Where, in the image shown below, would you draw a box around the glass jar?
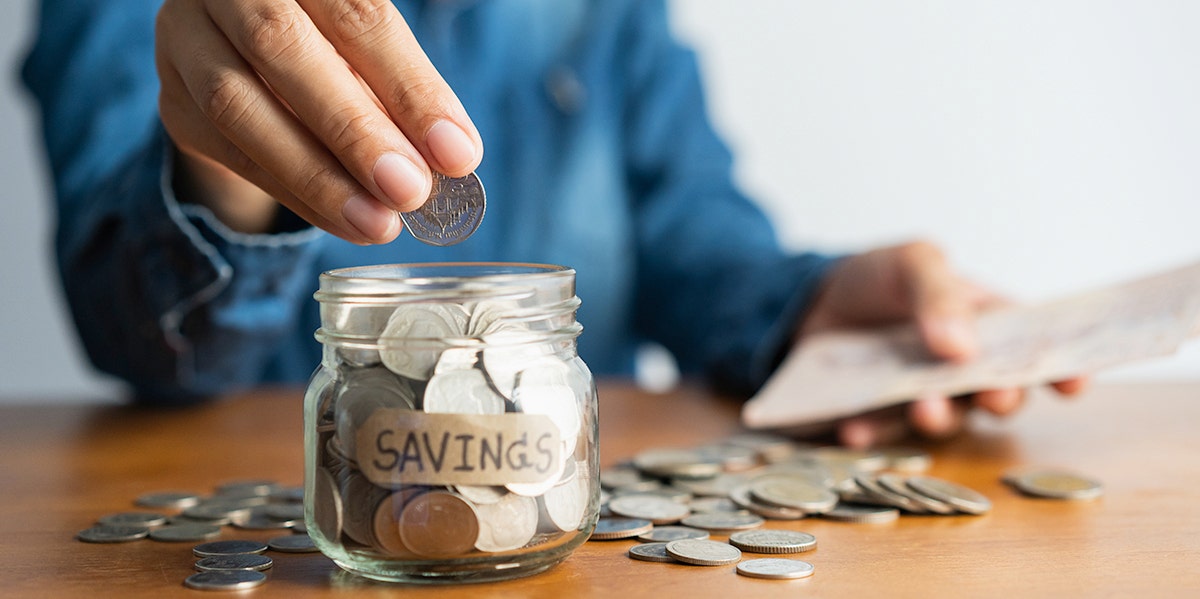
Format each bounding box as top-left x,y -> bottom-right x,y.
304,263 -> 598,584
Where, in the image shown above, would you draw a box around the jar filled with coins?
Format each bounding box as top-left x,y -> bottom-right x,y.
305,263 -> 598,583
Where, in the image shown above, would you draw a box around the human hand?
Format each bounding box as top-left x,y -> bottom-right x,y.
155,0 -> 482,242
798,241 -> 1089,448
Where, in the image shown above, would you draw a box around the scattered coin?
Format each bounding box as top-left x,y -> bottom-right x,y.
628,542 -> 677,563
1007,470 -> 1104,500
183,570 -> 267,591
906,476 -> 992,515
76,525 -> 150,544
680,512 -> 765,533
216,480 -> 278,497
589,517 -> 654,541
608,495 -> 690,525
193,540 -> 268,557
728,530 -> 817,554
181,504 -> 250,525
749,474 -> 838,513
268,534 -> 319,553
97,512 -> 167,528
736,558 -> 815,580
821,504 -> 901,524
664,539 -> 742,566
875,474 -> 954,514
149,523 -> 222,542
194,554 -> 273,572
399,171 -> 487,247
264,503 -> 305,522
729,484 -> 808,520
637,526 -> 709,543
135,491 -> 201,510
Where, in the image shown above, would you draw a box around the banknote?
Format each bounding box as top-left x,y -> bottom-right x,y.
742,260 -> 1200,428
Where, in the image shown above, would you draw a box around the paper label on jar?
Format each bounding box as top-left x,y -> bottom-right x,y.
356,409 -> 562,487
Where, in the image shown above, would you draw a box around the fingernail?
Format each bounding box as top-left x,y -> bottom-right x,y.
341,195 -> 399,243
425,120 -> 477,174
373,153 -> 429,211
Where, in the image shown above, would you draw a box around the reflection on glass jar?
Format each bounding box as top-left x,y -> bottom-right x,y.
304,263 -> 598,584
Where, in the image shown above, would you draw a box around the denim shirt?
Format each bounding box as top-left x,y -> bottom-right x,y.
22,0 -> 835,404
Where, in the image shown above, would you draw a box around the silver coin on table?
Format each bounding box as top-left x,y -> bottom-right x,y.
268,534 -> 319,553
265,503 -> 306,522
216,479 -> 279,497
680,512 -> 765,532
194,554 -> 274,572
728,530 -> 817,554
607,495 -> 690,525
637,525 -> 709,543
149,523 -> 222,542
628,542 -> 676,563
736,558 -> 815,580
234,508 -> 296,531
729,484 -> 808,521
875,473 -> 954,514
633,448 -> 722,480
97,512 -> 168,528
183,570 -> 267,591
820,503 -> 900,524
588,517 -> 654,541
182,504 -> 251,525
193,540 -> 268,557
664,539 -> 742,566
399,171 -> 486,247
877,447 -> 933,473
853,474 -> 925,514
749,473 -> 839,514
76,525 -> 150,543
135,491 -> 202,510
906,475 -> 992,515
1009,470 -> 1104,500
687,497 -> 743,514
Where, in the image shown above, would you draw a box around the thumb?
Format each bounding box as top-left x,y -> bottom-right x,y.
897,242 -> 978,362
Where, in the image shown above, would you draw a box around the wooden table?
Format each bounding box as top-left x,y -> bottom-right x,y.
2,381 -> 1198,598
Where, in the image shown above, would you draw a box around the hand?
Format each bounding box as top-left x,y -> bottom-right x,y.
155,0 -> 483,242
799,241 -> 1089,448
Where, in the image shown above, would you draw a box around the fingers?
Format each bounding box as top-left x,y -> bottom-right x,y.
1050,376 -> 1090,396
837,405 -> 911,449
157,0 -> 400,243
895,242 -> 978,362
906,394 -> 968,439
972,388 -> 1025,416
297,0 -> 482,177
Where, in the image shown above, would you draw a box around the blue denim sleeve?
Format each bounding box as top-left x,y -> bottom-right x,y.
22,0 -> 325,403
620,0 -> 839,395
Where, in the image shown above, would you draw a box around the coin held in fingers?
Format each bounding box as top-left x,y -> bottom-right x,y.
399,172 -> 486,246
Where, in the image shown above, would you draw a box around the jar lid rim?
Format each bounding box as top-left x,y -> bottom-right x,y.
320,262 -> 573,284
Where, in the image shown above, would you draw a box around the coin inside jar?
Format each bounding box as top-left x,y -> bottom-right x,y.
398,491 -> 480,558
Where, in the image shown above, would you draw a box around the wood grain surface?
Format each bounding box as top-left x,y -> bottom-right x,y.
1,381 -> 1197,598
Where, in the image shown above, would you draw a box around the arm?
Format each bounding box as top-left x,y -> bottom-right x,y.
22,0 -> 324,403
617,0 -> 837,394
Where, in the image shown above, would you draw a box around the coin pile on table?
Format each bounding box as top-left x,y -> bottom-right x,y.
75,478 -> 319,590
311,297 -> 594,561
588,434 -> 1007,580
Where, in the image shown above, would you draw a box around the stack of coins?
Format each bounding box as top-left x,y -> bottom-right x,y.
312,298 -> 595,560
75,479 -> 319,590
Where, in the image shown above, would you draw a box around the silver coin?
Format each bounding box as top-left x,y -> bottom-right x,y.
97,512 -> 168,528
466,299 -> 524,338
233,508 -> 295,530
633,448 -> 722,480
628,542 -> 676,563
312,466 -> 343,542
216,480 -> 279,497
539,473 -> 589,533
269,486 -> 306,504
600,466 -> 657,492
588,517 -> 654,541
875,473 -> 954,514
473,493 -> 539,552
265,503 -> 305,522
182,504 -> 251,525
736,558 -> 815,580
749,474 -> 839,513
821,503 -> 901,523
687,497 -> 744,514
149,523 -> 222,542
637,525 -> 709,543
433,347 -> 480,374
268,534 -> 319,553
335,368 -> 416,458
608,495 -> 690,525
455,485 -> 509,505
399,171 -> 486,247
671,473 -> 751,498
481,330 -> 553,399
723,433 -> 803,463
193,540 -> 269,557
853,474 -> 925,513
878,447 -> 933,473
135,491 -> 201,510
194,554 -> 273,572
379,303 -> 469,380
729,484 -> 808,521
664,539 -> 742,566
1009,470 -> 1104,500
423,368 -> 506,415
906,475 -> 992,515
680,512 -> 765,532
728,530 -> 817,554
76,525 -> 149,543
183,570 -> 267,591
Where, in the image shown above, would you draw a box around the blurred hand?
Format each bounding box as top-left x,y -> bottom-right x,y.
799,241 -> 1088,448
155,0 -> 483,242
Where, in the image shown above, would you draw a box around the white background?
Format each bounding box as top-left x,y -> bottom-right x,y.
2,1 -> 1197,403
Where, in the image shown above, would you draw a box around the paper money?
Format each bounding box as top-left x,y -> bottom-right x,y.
743,260 -> 1200,428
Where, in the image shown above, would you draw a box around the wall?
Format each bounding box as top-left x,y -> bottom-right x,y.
2,1 -> 1196,402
